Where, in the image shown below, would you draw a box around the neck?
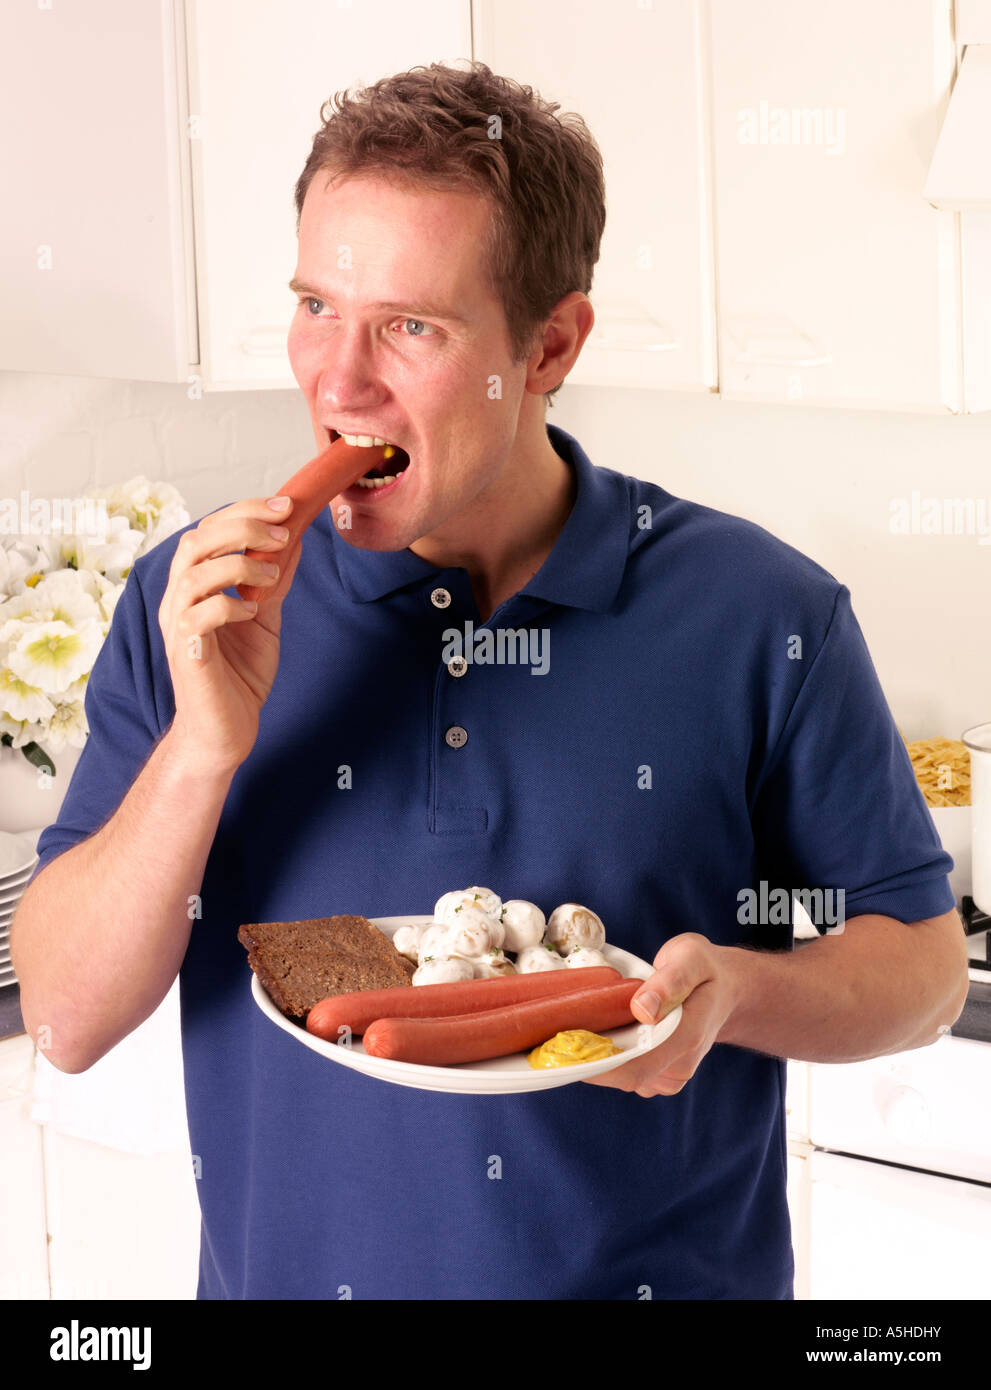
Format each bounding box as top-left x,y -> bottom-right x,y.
410,420 -> 576,623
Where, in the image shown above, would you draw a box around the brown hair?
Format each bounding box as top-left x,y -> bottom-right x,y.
294,61 -> 605,404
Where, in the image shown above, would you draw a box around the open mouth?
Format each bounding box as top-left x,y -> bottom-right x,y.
328,428 -> 412,490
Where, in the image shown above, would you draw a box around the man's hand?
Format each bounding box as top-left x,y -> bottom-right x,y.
584,909 -> 969,1098
583,932 -> 740,1098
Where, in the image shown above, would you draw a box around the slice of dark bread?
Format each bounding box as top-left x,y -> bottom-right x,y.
238,915 -> 415,1021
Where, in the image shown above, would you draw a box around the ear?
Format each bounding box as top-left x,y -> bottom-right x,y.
524,292 -> 595,397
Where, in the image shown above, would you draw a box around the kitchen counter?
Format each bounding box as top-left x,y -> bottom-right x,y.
0,984 -> 24,1041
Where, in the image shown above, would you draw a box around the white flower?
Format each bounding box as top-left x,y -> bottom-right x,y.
0,664 -> 56,724
0,710 -> 27,743
93,573 -> 126,628
43,698 -> 89,749
138,500 -> 190,556
86,477 -> 189,548
0,544 -> 32,598
5,618 -> 104,694
0,479 -> 186,753
0,535 -> 62,592
0,591 -> 39,626
16,569 -> 103,627
59,515 -> 144,584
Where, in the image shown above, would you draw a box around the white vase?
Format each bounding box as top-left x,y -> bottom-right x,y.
0,741 -> 84,835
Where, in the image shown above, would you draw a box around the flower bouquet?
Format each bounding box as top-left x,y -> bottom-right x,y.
0,477 -> 189,777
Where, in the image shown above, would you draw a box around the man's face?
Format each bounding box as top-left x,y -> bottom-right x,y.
288,171 -> 534,551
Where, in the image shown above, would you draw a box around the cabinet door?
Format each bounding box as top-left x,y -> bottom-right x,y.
786,1144 -> 811,1301
0,0 -> 192,382
473,0 -> 716,392
708,0 -> 959,410
785,1058 -> 808,1141
44,1130 -> 201,1300
0,1036 -> 49,1300
189,0 -> 472,390
809,1149 -> 991,1299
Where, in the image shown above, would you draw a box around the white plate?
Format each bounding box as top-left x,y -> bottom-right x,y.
0,884 -> 30,908
250,915 -> 681,1095
0,833 -> 38,878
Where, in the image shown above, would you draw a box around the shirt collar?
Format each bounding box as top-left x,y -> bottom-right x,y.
326,423 -> 630,613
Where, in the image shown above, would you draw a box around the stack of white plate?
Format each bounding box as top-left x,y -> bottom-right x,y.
0,831 -> 40,988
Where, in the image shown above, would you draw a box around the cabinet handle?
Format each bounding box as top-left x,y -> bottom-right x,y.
586,301 -> 680,353
240,328 -> 289,357
723,314 -> 832,368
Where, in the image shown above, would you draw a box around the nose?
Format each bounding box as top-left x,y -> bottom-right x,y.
315,323 -> 388,419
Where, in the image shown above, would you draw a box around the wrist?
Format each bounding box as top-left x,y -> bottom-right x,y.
714,944 -> 773,1049
161,720 -> 242,786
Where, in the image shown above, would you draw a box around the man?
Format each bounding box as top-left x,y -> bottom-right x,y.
13,62 -> 967,1299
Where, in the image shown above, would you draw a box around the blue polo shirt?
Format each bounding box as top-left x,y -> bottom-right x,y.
31,423 -> 954,1300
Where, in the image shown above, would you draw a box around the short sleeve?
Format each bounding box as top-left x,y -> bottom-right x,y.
27,561 -> 168,888
750,584 -> 955,930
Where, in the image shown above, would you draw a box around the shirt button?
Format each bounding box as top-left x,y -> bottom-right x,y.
445,725 -> 468,749
430,587 -> 452,609
447,655 -> 468,678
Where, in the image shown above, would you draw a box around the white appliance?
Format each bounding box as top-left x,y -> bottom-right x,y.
806,1029 -> 991,1299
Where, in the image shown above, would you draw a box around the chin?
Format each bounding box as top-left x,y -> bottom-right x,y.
334,512 -> 417,553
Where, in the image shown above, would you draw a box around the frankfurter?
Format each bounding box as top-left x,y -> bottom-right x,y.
237,434 -> 380,603
306,965 -> 623,1039
362,978 -> 643,1065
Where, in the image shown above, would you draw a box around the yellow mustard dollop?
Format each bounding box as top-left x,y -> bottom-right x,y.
528,1029 -> 623,1068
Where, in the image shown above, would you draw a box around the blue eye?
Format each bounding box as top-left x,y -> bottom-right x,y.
401,319 -> 435,338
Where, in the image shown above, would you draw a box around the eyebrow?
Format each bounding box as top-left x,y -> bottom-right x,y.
288,277 -> 469,326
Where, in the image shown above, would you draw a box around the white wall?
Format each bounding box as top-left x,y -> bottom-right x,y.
2,369 -> 987,741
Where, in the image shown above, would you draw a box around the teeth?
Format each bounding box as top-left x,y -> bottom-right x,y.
340,433 -> 390,447
355,474 -> 398,489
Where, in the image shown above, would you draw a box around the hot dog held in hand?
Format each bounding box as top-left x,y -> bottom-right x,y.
159,437 -> 370,775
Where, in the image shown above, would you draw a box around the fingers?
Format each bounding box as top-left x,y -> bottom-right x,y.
174,592 -> 260,644
584,935 -> 725,1099
586,996 -> 710,1097
173,553 -> 281,625
582,1006 -> 705,1098
159,500 -> 294,642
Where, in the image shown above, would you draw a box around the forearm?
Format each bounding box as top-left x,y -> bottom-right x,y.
11,724 -> 235,1073
716,911 -> 970,1063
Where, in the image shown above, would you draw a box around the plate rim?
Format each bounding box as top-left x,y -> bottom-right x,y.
0,867 -> 36,895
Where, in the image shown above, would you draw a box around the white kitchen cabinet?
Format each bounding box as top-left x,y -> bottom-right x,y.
0,0 -> 471,388
187,0 -> 471,389
0,1028 -> 201,1300
707,0 -> 962,411
43,1126 -> 200,1300
786,1058 -> 808,1141
0,0 -> 192,383
787,1143 -> 811,1300
473,0 -> 716,393
0,1034 -> 50,1300
809,1149 -> 991,1299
